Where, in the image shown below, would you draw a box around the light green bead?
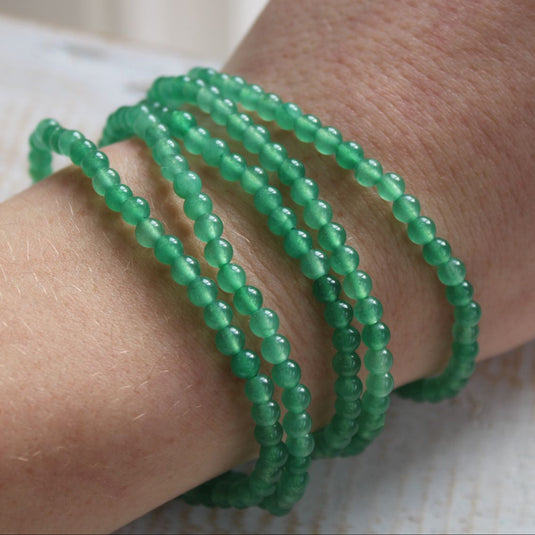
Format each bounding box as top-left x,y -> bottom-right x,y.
282,384 -> 311,413
272,359 -> 301,389
303,199 -> 333,229
220,74 -> 246,100
81,150 -> 109,177
335,398 -> 361,419
437,257 -> 466,286
392,194 -> 420,223
313,274 -> 341,303
215,325 -> 245,355
318,222 -> 346,251
279,158 -> 305,185
275,102 -> 302,130
284,229 -> 312,258
324,300 -> 353,328
423,238 -> 452,266
354,296 -> 383,325
160,154 -> 189,182
245,374 -> 273,404
184,126 -> 209,155
300,249 -> 329,280
168,110 -> 196,137
121,196 -> 150,225
295,114 -> 321,143
250,308 -> 279,338
58,129 -> 84,156
92,168 -> 120,196
151,138 -> 180,165
184,193 -> 213,219
332,352 -> 361,377
154,234 -> 184,264
335,141 -> 363,169
241,166 -> 268,195
217,262 -> 246,293
361,391 -> 389,414
173,170 -> 202,199
267,206 -> 297,236
343,269 -> 372,300
355,158 -> 382,187
211,97 -> 237,126
256,92 -> 281,120
446,280 -> 474,306
252,401 -> 281,426
144,123 -> 169,146
196,84 -> 220,113
452,323 -> 479,344
334,376 -> 363,401
239,83 -> 264,110
454,301 -> 481,326
364,349 -> 393,373
376,172 -> 405,201
205,238 -> 233,267
254,186 -> 282,215
314,126 -> 342,155
188,276 -> 217,307
194,213 -> 223,242
202,137 -> 229,166
366,372 -> 394,397
219,152 -> 246,182
332,326 -> 361,352
105,183 -> 132,212
407,216 -> 437,245
259,142 -> 287,171
290,177 -> 318,206
204,300 -> 233,330
261,334 -> 291,364
362,322 -> 391,350
231,349 -> 260,379
330,245 -> 359,275
70,138 -> 96,166
283,412 -> 312,437
234,285 -> 263,315
170,255 -> 200,285
135,217 -> 164,248
243,124 -> 270,154
227,112 -> 252,141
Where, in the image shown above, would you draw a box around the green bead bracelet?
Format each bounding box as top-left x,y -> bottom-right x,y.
28,66 -> 480,515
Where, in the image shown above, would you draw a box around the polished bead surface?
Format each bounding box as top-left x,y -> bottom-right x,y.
300,249 -> 329,280
437,257 -> 466,286
135,217 -> 164,248
407,216 -> 437,245
343,269 -> 372,300
217,263 -> 246,293
231,350 -> 260,379
362,322 -> 391,350
313,275 -> 341,303
314,126 -> 342,155
154,234 -> 184,265
261,334 -> 291,365
423,238 -> 452,266
282,384 -> 311,413
331,245 -> 359,275
332,326 -> 361,352
215,325 -> 245,356
376,172 -> 405,201
241,166 -> 269,195
188,276 -> 218,307
303,199 -> 333,229
284,229 -> 312,259
205,238 -> 233,267
335,140 -> 363,169
354,296 -> 383,325
272,360 -> 301,389
245,374 -> 274,404
392,194 -> 421,223
121,196 -> 150,225
194,213 -> 223,243
204,300 -> 233,330
171,255 -> 200,285
250,308 -> 279,338
234,285 -> 263,315
267,206 -> 297,236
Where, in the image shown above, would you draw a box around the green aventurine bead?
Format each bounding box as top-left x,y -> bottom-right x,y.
241,166 -> 268,195
259,142 -> 287,171
286,434 -> 314,457
366,372 -> 394,397
250,308 -> 279,338
217,263 -> 246,292
245,374 -> 273,403
194,213 -> 223,242
257,92 -> 282,120
279,158 -> 305,185
252,401 -> 281,426
169,110 -> 196,137
188,276 -> 217,307
240,83 -> 264,109
81,150 -> 109,177
355,158 -> 382,187
135,217 -> 164,248
354,296 -> 383,325
173,170 -> 202,198
70,138 -> 96,166
364,349 -> 393,373
204,300 -> 233,330
318,222 -> 346,252
227,112 -> 252,141
343,269 -> 372,300
282,384 -> 311,413
437,257 -> 466,286
452,323 -> 479,343
304,200 -> 333,229
255,423 -> 283,447
160,155 -> 189,182
202,137 -> 229,166
407,216 -> 436,245
376,172 -> 405,201
243,124 -> 270,154
336,141 -> 364,169
211,98 -> 237,126
284,229 -> 312,258
295,114 -> 321,143
324,300 -> 353,328
332,326 -> 361,352
423,238 -> 452,266
276,102 -> 302,130
58,129 -> 83,156
272,360 -> 301,388
392,194 -> 421,223
254,186 -> 282,215
268,206 -> 297,236
335,398 -> 361,419
291,177 -> 319,206
300,249 -> 329,280
205,238 -> 233,267
215,325 -> 245,355
92,168 -> 120,196
362,322 -> 390,350
184,126 -> 210,154
121,196 -> 150,225
313,275 -> 341,303
151,138 -> 180,165
154,234 -> 183,264
331,245 -> 359,275
105,183 -> 132,211
261,334 -> 291,364
219,152 -> 246,183
171,255 -> 200,285
184,193 -> 213,219
231,350 -> 260,379
283,412 -> 312,436
454,301 -> 481,326
314,126 -> 342,155
335,376 -> 362,400
446,280 -> 474,306
234,285 -> 263,315
332,352 -> 361,376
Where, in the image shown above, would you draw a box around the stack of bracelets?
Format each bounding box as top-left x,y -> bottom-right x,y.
28,67 -> 481,515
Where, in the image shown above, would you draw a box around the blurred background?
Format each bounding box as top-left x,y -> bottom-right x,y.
0,0 -> 268,63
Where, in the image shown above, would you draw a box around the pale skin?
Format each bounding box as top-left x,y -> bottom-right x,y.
0,0 -> 534,532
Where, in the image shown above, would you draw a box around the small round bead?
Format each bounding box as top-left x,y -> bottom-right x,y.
343,269 -> 372,300
240,165 -> 269,195
254,423 -> 283,447
272,360 -> 301,389
324,300 -> 353,328
245,374 -> 274,404
332,326 -> 361,352
217,263 -> 246,293
335,398 -> 361,419
243,124 -> 270,154
92,168 -> 120,196
355,158 -> 382,187
252,401 -> 281,426
173,170 -> 202,199
295,114 -> 321,143
354,296 -> 383,325
33,118 -> 59,148
168,109 -> 196,137
300,249 -> 329,280
364,349 -> 393,374
407,216 -> 437,245
392,194 -> 421,223
362,322 -> 391,350
144,123 -> 170,146
452,341 -> 479,360
202,137 -> 229,167
259,142 -> 287,171
205,238 -> 233,267
454,301 -> 481,326
194,213 -> 223,243
283,412 -> 312,437
284,229 -> 312,259
160,154 -> 189,182
332,352 -> 361,377
211,98 -> 237,126
154,234 -> 184,265
215,325 -> 245,355
318,222 -> 346,252
275,102 -> 302,130
121,196 -> 150,225
184,126 -> 209,155
334,376 -> 363,401
423,238 -> 452,266
452,323 -> 479,344
282,384 -> 311,413
314,126 -> 342,155
188,276 -> 217,307
254,186 -> 282,215
250,308 -> 279,338
240,83 -> 264,109
219,152 -> 246,182
58,129 -> 84,156
81,150 -> 109,177
257,92 -> 282,121
376,172 -> 405,201
267,206 -> 297,236
204,300 -> 233,330
437,257 -> 466,286
366,372 -> 394,397
261,334 -> 291,365
286,434 -> 315,457
227,112 -> 252,141
331,245 -> 359,275
279,158 -> 305,185
196,84 -> 220,113
151,138 -> 180,165
105,183 -> 132,212
336,141 -> 364,169
70,138 -> 96,166
313,274 -> 341,303
446,280 -> 474,306
170,255 -> 200,285
135,217 -> 164,248
184,193 -> 213,219
303,199 -> 333,229
234,285 -> 263,315
290,177 -> 319,206
231,350 -> 260,379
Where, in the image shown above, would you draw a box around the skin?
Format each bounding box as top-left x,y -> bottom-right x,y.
0,0 -> 534,532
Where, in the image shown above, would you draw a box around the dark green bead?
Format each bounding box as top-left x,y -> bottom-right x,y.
92,168 -> 120,196
215,325 -> 245,355
376,172 -> 405,201
366,372 -> 394,397
300,249 -> 329,280
343,269 -> 372,300
285,434 -> 314,457
261,334 -> 290,364
154,234 -> 183,265
204,300 -> 233,330
313,274 -> 341,303
284,229 -> 312,259
392,194 -> 421,223
184,126 -> 209,155
332,352 -> 361,377
245,374 -> 274,404
332,326 -> 361,352
184,193 -> 213,219
314,125 -> 342,155
454,301 -> 481,326
437,257 -> 466,286
282,384 -> 311,413
217,263 -> 246,293
243,124 -> 270,154
423,238 -> 452,266
259,143 -> 287,171
272,360 -> 301,388
168,109 -> 197,137
252,401 -> 281,426
254,422 -> 283,447
260,443 -> 288,469
58,129 -> 84,156
202,137 -> 229,166
254,186 -> 282,215
211,97 -> 237,126
170,255 -> 200,285
355,158 -> 382,187
362,322 -> 391,350
231,350 -> 260,379
452,322 -> 479,344
275,102 -> 302,130
227,112 -> 252,141
336,141 -> 364,169
334,376 -> 363,401
250,308 -> 279,338
446,280 -> 474,306
318,222 -> 346,252
335,398 -> 361,419
267,206 -> 297,236
303,199 -> 333,229
121,196 -> 150,225
47,125 -> 63,153
105,183 -> 132,212
354,296 -> 383,325
364,348 -> 393,373
324,300 -> 353,328
234,285 -> 263,315
240,83 -> 264,110
361,391 -> 390,414
173,170 -> 202,199
331,414 -> 358,436
241,166 -> 268,195
257,92 -> 282,121
188,276 -> 217,307
135,217 -> 164,248
194,213 -> 223,243
407,216 -> 437,245
286,454 -> 312,475
295,114 -> 321,143
219,152 -> 246,182
160,154 -> 189,182
331,245 -> 359,275
279,158 -> 305,185
81,150 -> 109,177
283,412 -> 312,437
205,238 -> 233,267
290,177 -> 318,206
70,138 -> 96,166
452,341 -> 479,360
